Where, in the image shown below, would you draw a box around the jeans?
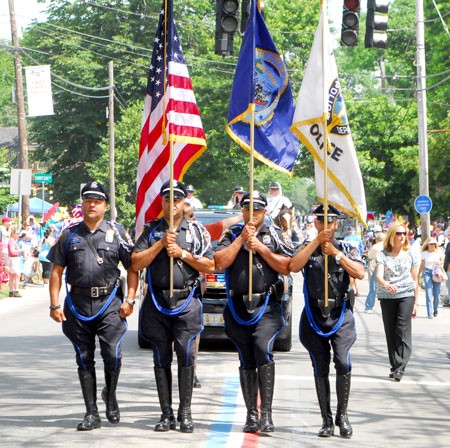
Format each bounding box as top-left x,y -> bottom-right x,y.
446,274 -> 450,299
365,271 -> 377,310
423,268 -> 442,317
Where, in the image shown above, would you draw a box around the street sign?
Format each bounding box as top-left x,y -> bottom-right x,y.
414,195 -> 433,214
34,173 -> 52,183
10,169 -> 32,196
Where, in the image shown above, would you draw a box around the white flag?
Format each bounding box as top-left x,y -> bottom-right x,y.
25,65 -> 54,117
291,7 -> 366,225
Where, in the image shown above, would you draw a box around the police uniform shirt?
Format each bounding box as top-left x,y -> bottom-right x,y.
48,220 -> 133,288
133,218 -> 213,290
217,223 -> 289,296
305,240 -> 362,301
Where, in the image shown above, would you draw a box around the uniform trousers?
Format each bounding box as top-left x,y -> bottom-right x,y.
224,300 -> 284,369
62,293 -> 126,372
300,306 -> 356,377
139,294 -> 202,368
379,296 -> 414,373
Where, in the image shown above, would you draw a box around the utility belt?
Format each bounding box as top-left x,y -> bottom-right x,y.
231,278 -> 284,304
154,286 -> 193,310
311,295 -> 345,310
71,279 -> 120,298
310,289 -> 355,318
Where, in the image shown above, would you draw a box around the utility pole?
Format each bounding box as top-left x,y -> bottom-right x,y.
9,0 -> 30,225
416,0 -> 430,239
108,60 -> 116,221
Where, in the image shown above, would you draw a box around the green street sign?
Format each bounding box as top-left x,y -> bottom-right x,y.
34,173 -> 53,183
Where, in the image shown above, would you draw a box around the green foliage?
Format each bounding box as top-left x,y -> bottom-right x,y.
0,147 -> 16,214
1,0 -> 447,223
0,45 -> 16,127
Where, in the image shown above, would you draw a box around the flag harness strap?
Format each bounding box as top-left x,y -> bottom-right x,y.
146,222 -> 196,317
64,227 -> 120,322
224,228 -> 271,326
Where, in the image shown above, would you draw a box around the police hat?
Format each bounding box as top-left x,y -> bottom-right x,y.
186,184 -> 195,192
313,204 -> 343,222
233,185 -> 244,193
240,191 -> 267,210
81,181 -> 109,201
269,181 -> 281,190
160,180 -> 188,199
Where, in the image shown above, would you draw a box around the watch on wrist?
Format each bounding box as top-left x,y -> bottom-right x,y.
125,299 -> 135,306
181,250 -> 188,260
335,251 -> 344,264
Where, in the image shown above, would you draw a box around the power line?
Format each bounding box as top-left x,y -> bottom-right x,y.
20,47 -> 109,92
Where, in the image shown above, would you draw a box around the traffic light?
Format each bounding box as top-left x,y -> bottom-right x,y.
215,0 -> 240,56
240,0 -> 251,34
365,0 -> 390,48
341,0 -> 361,46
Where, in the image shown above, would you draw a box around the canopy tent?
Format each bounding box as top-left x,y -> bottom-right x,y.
7,197 -> 54,215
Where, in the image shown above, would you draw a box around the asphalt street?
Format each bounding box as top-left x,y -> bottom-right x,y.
0,274 -> 449,448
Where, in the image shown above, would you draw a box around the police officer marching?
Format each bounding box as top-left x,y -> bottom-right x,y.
214,191 -> 293,434
289,204 -> 364,439
48,181 -> 138,431
132,180 -> 214,433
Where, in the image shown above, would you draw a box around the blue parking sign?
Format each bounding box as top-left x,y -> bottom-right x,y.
414,195 -> 432,214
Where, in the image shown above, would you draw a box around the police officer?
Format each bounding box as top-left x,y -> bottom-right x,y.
132,180 -> 214,433
214,191 -> 293,434
48,181 -> 138,431
289,204 -> 364,438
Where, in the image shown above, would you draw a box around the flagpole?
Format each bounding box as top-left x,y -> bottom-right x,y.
162,0 -> 174,298
248,102 -> 256,301
321,0 -> 329,308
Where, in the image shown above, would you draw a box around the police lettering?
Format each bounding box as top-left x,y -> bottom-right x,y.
309,124 -> 343,162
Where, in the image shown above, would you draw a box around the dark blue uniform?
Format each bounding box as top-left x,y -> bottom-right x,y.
217,223 -> 289,368
299,238 -> 362,438
48,220 -> 133,372
134,218 -> 213,368
216,219 -> 292,433
300,240 -> 360,377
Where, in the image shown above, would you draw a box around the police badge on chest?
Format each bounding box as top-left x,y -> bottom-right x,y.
105,229 -> 115,243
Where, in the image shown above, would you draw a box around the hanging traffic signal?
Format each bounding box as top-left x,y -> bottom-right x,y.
365,0 -> 390,48
215,0 -> 240,56
341,0 -> 361,46
240,0 -> 251,34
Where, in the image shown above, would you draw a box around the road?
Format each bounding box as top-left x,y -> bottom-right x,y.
0,274 -> 449,448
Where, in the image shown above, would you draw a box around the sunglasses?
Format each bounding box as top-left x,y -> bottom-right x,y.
396,231 -> 407,235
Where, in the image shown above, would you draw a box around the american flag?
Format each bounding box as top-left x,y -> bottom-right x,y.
136,0 -> 206,234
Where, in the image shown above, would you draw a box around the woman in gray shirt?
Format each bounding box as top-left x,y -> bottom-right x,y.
376,222 -> 419,382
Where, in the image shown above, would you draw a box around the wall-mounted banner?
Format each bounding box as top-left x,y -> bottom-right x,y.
25,65 -> 54,117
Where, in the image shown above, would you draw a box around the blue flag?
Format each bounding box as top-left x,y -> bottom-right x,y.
226,0 -> 299,175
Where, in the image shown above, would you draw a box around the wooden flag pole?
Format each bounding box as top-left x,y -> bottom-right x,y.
162,0 -> 174,298
248,102 -> 256,300
321,0 -> 329,308
169,141 -> 174,299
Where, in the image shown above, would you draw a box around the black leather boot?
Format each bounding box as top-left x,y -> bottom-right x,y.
77,369 -> 101,431
258,363 -> 275,432
314,376 -> 334,437
154,367 -> 176,431
102,367 -> 120,424
336,373 -> 353,438
178,365 -> 195,433
239,367 -> 259,433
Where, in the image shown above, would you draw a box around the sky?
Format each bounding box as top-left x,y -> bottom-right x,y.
0,0 -> 346,41
0,0 -> 49,40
